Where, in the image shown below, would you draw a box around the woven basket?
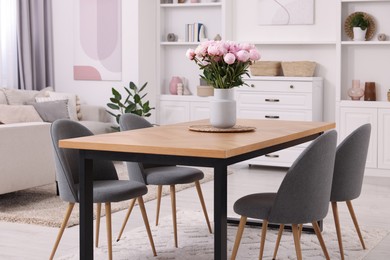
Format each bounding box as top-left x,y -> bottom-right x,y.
281,61 -> 316,77
249,61 -> 282,76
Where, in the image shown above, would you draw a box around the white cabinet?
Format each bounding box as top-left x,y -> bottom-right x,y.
159,95 -> 209,125
339,106 -> 378,168
339,104 -> 390,170
378,109 -> 390,169
236,76 -> 323,167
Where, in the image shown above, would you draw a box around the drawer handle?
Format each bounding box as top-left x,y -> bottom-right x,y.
265,98 -> 280,102
265,154 -> 279,158
265,115 -> 280,119
290,85 -> 294,89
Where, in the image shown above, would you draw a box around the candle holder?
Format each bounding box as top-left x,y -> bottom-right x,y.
364,82 -> 376,101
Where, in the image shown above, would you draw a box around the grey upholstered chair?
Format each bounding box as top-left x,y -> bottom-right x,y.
231,130 -> 337,260
116,113 -> 212,248
330,123 -> 371,259
49,119 -> 156,260
272,124 -> 371,260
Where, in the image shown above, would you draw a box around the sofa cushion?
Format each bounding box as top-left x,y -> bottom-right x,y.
3,87 -> 53,105
31,100 -> 70,122
0,104 -> 43,124
0,89 -> 7,104
44,91 -> 79,121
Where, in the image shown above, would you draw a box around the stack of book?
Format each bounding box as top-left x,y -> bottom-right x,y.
185,23 -> 205,42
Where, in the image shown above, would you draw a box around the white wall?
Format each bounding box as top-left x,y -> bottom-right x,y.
52,0 -> 157,123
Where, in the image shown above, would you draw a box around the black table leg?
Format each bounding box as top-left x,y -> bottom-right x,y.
79,153 -> 94,260
214,165 -> 228,260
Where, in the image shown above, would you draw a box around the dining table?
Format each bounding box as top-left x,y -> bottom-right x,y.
59,118 -> 335,260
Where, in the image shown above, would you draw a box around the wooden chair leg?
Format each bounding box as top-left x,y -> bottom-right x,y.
292,224 -> 303,260
332,201 -> 345,260
155,185 -> 163,226
138,197 -> 157,256
346,200 -> 366,249
105,203 -> 113,260
272,224 -> 284,260
298,223 -> 303,239
231,216 -> 247,260
49,203 -> 75,260
312,221 -> 330,260
170,185 -> 178,248
95,203 -> 101,247
194,180 -> 212,233
259,220 -> 268,260
116,198 -> 136,242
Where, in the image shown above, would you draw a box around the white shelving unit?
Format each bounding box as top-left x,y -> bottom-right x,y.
336,0 -> 390,170
156,0 -> 232,125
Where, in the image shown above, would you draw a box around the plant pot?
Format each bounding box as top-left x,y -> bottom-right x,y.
353,27 -> 367,41
210,88 -> 236,128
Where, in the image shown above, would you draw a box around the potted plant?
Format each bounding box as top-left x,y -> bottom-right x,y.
107,81 -> 154,131
351,13 -> 369,41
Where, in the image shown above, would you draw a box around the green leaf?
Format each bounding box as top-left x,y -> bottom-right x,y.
129,81 -> 137,91
134,94 -> 141,103
107,103 -> 120,110
112,88 -> 121,100
139,82 -> 148,92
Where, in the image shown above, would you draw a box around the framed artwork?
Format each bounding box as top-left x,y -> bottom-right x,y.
257,0 -> 314,25
73,0 -> 122,81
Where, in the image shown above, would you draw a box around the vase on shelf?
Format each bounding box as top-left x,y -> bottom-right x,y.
364,82 -> 376,101
210,88 -> 236,128
169,76 -> 183,95
353,27 -> 367,41
347,80 -> 364,100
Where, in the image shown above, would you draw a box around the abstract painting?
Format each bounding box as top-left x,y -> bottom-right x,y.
257,0 -> 314,25
74,0 -> 122,81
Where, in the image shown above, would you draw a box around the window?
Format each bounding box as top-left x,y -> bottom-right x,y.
0,0 -> 18,87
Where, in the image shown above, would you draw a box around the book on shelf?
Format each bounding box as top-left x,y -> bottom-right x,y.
185,22 -> 205,42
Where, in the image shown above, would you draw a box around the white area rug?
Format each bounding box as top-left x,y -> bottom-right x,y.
59,210 -> 389,260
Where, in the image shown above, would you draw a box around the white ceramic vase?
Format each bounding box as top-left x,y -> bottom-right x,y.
210,88 -> 236,128
353,27 -> 367,41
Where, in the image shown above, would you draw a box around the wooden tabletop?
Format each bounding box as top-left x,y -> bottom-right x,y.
59,119 -> 335,159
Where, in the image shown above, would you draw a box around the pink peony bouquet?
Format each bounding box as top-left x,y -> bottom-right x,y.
186,40 -> 260,89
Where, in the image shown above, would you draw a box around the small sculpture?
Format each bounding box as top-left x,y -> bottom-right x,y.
378,33 -> 387,41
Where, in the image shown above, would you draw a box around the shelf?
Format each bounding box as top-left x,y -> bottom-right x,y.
339,100 -> 390,108
160,94 -> 211,102
252,41 -> 336,45
160,41 -> 202,46
341,0 -> 390,2
160,3 -> 221,8
341,41 -> 390,45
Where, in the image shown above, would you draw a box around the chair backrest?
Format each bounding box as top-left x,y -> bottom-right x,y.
50,119 -> 118,203
268,130 -> 337,224
331,124 -> 371,202
119,113 -> 153,184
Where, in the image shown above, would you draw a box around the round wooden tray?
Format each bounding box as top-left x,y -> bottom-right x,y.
188,125 -> 256,133
344,12 -> 376,41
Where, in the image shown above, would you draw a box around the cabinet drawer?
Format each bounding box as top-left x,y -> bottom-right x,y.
246,147 -> 304,167
244,80 -> 313,93
238,108 -> 313,121
237,92 -> 312,110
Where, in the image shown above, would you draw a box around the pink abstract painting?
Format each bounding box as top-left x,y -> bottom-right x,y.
74,0 -> 121,81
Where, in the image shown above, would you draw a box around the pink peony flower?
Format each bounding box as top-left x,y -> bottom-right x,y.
186,49 -> 196,60
223,53 -> 236,65
236,50 -> 250,62
249,49 -> 261,61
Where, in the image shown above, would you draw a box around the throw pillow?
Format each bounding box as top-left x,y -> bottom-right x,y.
0,104 -> 43,124
45,91 -> 79,121
3,87 -> 54,105
0,89 -> 7,104
31,100 -> 70,122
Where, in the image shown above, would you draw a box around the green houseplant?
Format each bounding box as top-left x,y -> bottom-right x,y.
350,13 -> 369,41
107,81 -> 154,131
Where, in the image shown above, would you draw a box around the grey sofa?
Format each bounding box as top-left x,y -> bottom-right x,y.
0,88 -> 115,195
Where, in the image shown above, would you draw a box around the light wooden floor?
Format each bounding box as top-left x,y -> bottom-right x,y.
0,164 -> 389,259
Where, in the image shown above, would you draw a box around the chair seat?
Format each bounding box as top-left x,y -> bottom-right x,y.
76,180 -> 147,203
233,193 -> 277,220
144,166 -> 204,185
